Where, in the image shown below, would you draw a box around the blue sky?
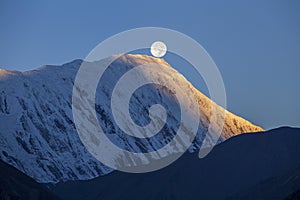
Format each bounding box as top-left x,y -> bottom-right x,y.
0,0 -> 299,129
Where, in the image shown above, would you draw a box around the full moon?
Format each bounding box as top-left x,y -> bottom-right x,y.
150,41 -> 167,58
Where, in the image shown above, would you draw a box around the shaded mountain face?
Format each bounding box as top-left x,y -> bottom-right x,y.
53,127 -> 300,200
0,160 -> 59,200
0,54 -> 262,183
285,189 -> 300,200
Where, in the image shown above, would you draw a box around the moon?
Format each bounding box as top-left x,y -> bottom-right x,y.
150,41 -> 167,58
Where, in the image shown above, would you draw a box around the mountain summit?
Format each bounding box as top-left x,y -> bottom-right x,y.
0,54 -> 262,183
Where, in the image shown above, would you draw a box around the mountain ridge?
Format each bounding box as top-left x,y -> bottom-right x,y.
53,127 -> 300,200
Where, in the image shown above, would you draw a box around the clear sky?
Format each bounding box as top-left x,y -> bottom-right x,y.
0,0 -> 299,129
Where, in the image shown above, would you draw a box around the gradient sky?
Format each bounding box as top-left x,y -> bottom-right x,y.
0,0 -> 299,129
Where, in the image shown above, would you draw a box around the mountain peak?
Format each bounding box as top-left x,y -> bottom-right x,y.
111,54 -> 170,66
0,68 -> 22,77
62,59 -> 83,66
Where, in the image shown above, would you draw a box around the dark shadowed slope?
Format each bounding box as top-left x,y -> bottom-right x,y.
53,127 -> 300,200
285,189 -> 300,200
229,165 -> 300,199
0,160 -> 60,200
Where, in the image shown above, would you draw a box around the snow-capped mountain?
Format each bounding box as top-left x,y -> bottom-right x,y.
0,54 -> 263,183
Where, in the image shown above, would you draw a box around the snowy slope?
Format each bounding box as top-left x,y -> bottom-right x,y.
0,54 -> 262,183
